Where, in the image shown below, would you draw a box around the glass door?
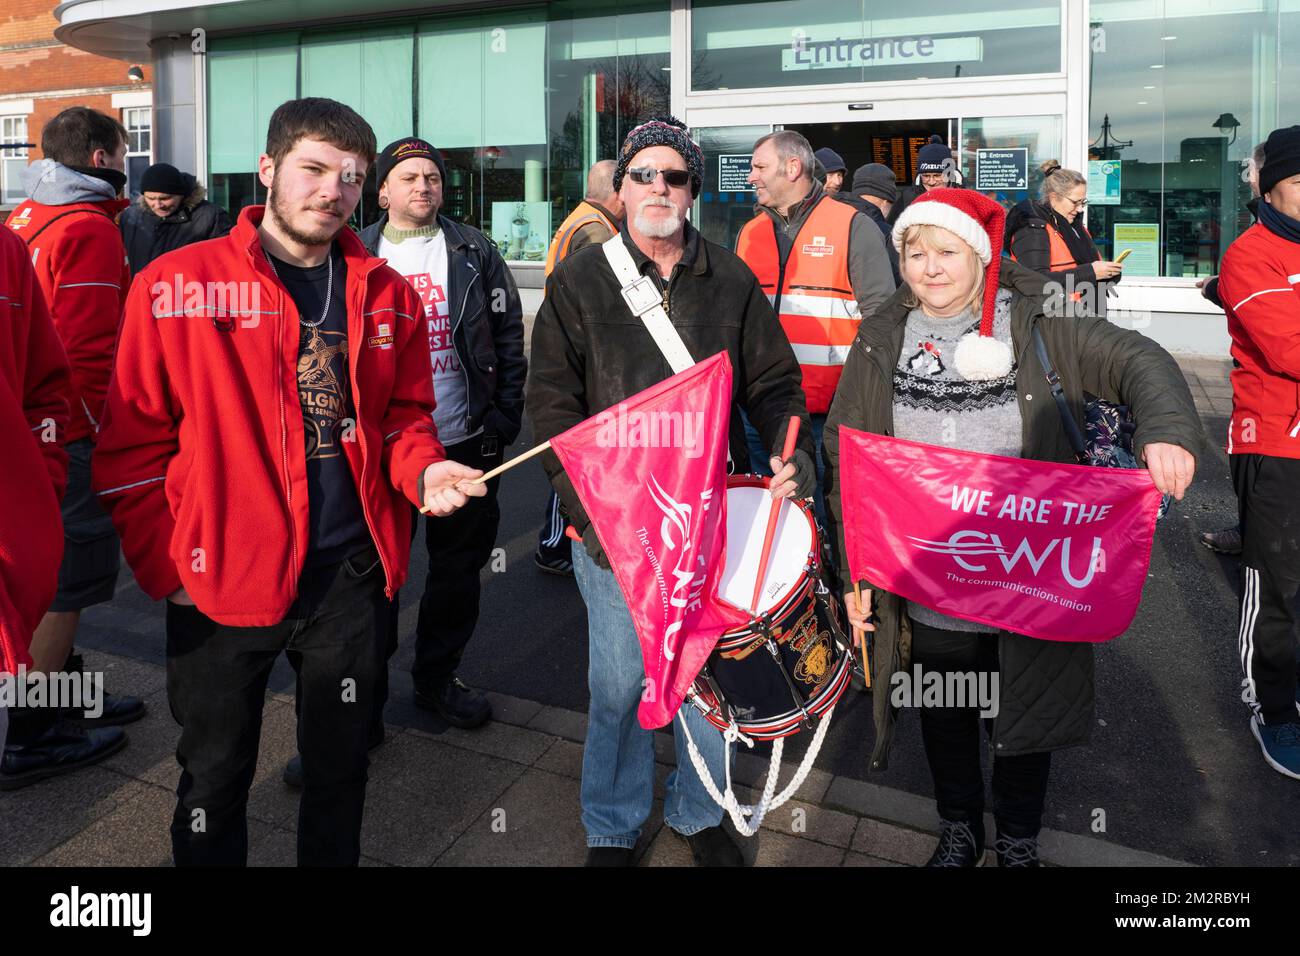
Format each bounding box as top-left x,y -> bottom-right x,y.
694,124 -> 771,251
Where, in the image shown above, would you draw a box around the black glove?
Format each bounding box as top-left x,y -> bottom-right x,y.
581,521 -> 611,570
772,447 -> 817,499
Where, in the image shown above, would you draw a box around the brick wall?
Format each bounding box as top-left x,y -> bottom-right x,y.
1,1 -> 152,202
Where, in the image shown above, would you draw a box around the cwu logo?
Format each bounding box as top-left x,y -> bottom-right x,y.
646,475 -> 716,662
908,530 -> 1103,589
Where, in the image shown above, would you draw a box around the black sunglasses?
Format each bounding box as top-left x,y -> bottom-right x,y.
627,166 -> 691,188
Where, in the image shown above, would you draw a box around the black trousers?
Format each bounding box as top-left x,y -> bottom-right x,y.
165,546 -> 388,866
1231,453 -> 1300,726
910,621 -> 1052,839
411,433 -> 504,690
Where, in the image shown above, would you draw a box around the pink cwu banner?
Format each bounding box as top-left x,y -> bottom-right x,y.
550,352 -> 749,728
839,428 -> 1163,642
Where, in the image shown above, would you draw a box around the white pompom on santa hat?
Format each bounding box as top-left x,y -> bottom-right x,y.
890,188 -> 1012,381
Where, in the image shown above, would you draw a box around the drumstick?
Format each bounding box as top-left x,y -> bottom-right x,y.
418,439 -> 551,514
854,581 -> 871,689
749,416 -> 802,615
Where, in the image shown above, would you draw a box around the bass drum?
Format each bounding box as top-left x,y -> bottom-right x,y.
687,476 -> 853,741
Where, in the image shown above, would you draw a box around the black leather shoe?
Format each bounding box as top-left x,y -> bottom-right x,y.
585,846 -> 634,867
414,676 -> 492,729
675,825 -> 744,866
0,722 -> 127,790
63,653 -> 146,726
71,692 -> 147,727
925,818 -> 985,867
994,832 -> 1041,867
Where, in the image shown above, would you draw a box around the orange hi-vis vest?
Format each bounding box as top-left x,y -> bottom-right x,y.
736,195 -> 859,414
545,200 -> 618,277
1010,217 -> 1091,301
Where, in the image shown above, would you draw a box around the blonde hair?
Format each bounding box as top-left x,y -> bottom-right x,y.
898,222 -> 985,315
1038,160 -> 1087,201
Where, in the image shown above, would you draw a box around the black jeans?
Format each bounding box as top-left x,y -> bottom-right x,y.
411,433 -> 504,690
165,546 -> 388,866
1231,453 -> 1300,726
910,620 -> 1052,839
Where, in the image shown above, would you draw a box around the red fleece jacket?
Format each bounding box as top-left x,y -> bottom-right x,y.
93,206 -> 445,626
0,226 -> 71,673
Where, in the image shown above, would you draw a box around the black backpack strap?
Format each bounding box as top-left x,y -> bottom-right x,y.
1030,323 -> 1089,464
18,207 -> 116,247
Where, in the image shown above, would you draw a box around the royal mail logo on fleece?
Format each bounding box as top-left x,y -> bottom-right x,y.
801,236 -> 835,257
369,322 -> 394,349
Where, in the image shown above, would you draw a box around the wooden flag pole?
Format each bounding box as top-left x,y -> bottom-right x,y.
419,439 -> 551,514
853,581 -> 871,689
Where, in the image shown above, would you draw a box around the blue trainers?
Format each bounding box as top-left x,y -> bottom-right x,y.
1250,717 -> 1300,779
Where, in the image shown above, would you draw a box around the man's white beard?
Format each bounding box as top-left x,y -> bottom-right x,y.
634,197 -> 682,239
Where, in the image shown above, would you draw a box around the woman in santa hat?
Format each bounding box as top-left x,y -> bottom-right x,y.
822,188 -> 1201,867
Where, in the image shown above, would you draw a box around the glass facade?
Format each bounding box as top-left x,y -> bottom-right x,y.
207,2 -> 668,260
1086,0 -> 1292,277
198,0 -> 1292,286
690,0 -> 1062,90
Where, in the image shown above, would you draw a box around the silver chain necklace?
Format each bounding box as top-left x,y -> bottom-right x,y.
263,245 -> 333,328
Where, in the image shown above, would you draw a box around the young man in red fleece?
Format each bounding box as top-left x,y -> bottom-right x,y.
1219,124 -> 1300,780
3,106 -> 142,789
0,226 -> 71,752
93,98 -> 486,866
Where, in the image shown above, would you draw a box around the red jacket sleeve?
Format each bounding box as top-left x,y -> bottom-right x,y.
19,253 -> 71,498
1220,247 -> 1300,381
381,280 -> 445,507
48,216 -> 127,431
92,273 -> 184,599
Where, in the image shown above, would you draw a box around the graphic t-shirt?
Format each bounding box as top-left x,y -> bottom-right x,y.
378,227 -> 477,446
268,244 -> 370,564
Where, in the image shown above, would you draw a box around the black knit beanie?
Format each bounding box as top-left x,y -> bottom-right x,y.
376,137 -> 446,187
1259,126 -> 1300,198
140,162 -> 188,196
613,116 -> 704,198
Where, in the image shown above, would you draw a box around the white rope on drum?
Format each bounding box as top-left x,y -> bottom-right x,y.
676,704 -> 836,838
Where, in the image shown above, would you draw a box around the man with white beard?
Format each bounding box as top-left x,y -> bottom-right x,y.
527,117 -> 816,867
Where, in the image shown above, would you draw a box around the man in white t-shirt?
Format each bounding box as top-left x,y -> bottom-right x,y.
359,138 -> 526,728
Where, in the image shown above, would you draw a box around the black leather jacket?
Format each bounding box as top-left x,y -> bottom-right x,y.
359,214 -> 526,445
527,222 -> 815,567
120,198 -> 233,276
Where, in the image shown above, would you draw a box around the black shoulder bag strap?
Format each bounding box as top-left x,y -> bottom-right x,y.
1030,323 -> 1089,465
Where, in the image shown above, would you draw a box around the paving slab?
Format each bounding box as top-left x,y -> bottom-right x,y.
0,767 -> 148,866
32,782 -> 175,867
407,718 -> 553,766
434,768 -> 587,867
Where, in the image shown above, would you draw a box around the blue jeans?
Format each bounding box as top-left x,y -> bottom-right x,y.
741,410 -> 828,528
572,542 -> 727,848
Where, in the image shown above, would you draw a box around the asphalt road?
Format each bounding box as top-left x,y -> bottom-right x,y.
81,408 -> 1297,867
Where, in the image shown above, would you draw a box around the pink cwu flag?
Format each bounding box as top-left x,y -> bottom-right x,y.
839,428 -> 1163,642
550,351 -> 749,728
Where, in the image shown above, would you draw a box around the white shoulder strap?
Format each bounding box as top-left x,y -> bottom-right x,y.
601,234 -> 695,374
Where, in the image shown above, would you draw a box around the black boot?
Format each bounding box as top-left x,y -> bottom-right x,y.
994,831 -> 1041,867
414,675 -> 492,729
925,818 -> 985,867
585,846 -> 634,867
675,825 -> 744,866
0,722 -> 127,790
64,652 -> 146,726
